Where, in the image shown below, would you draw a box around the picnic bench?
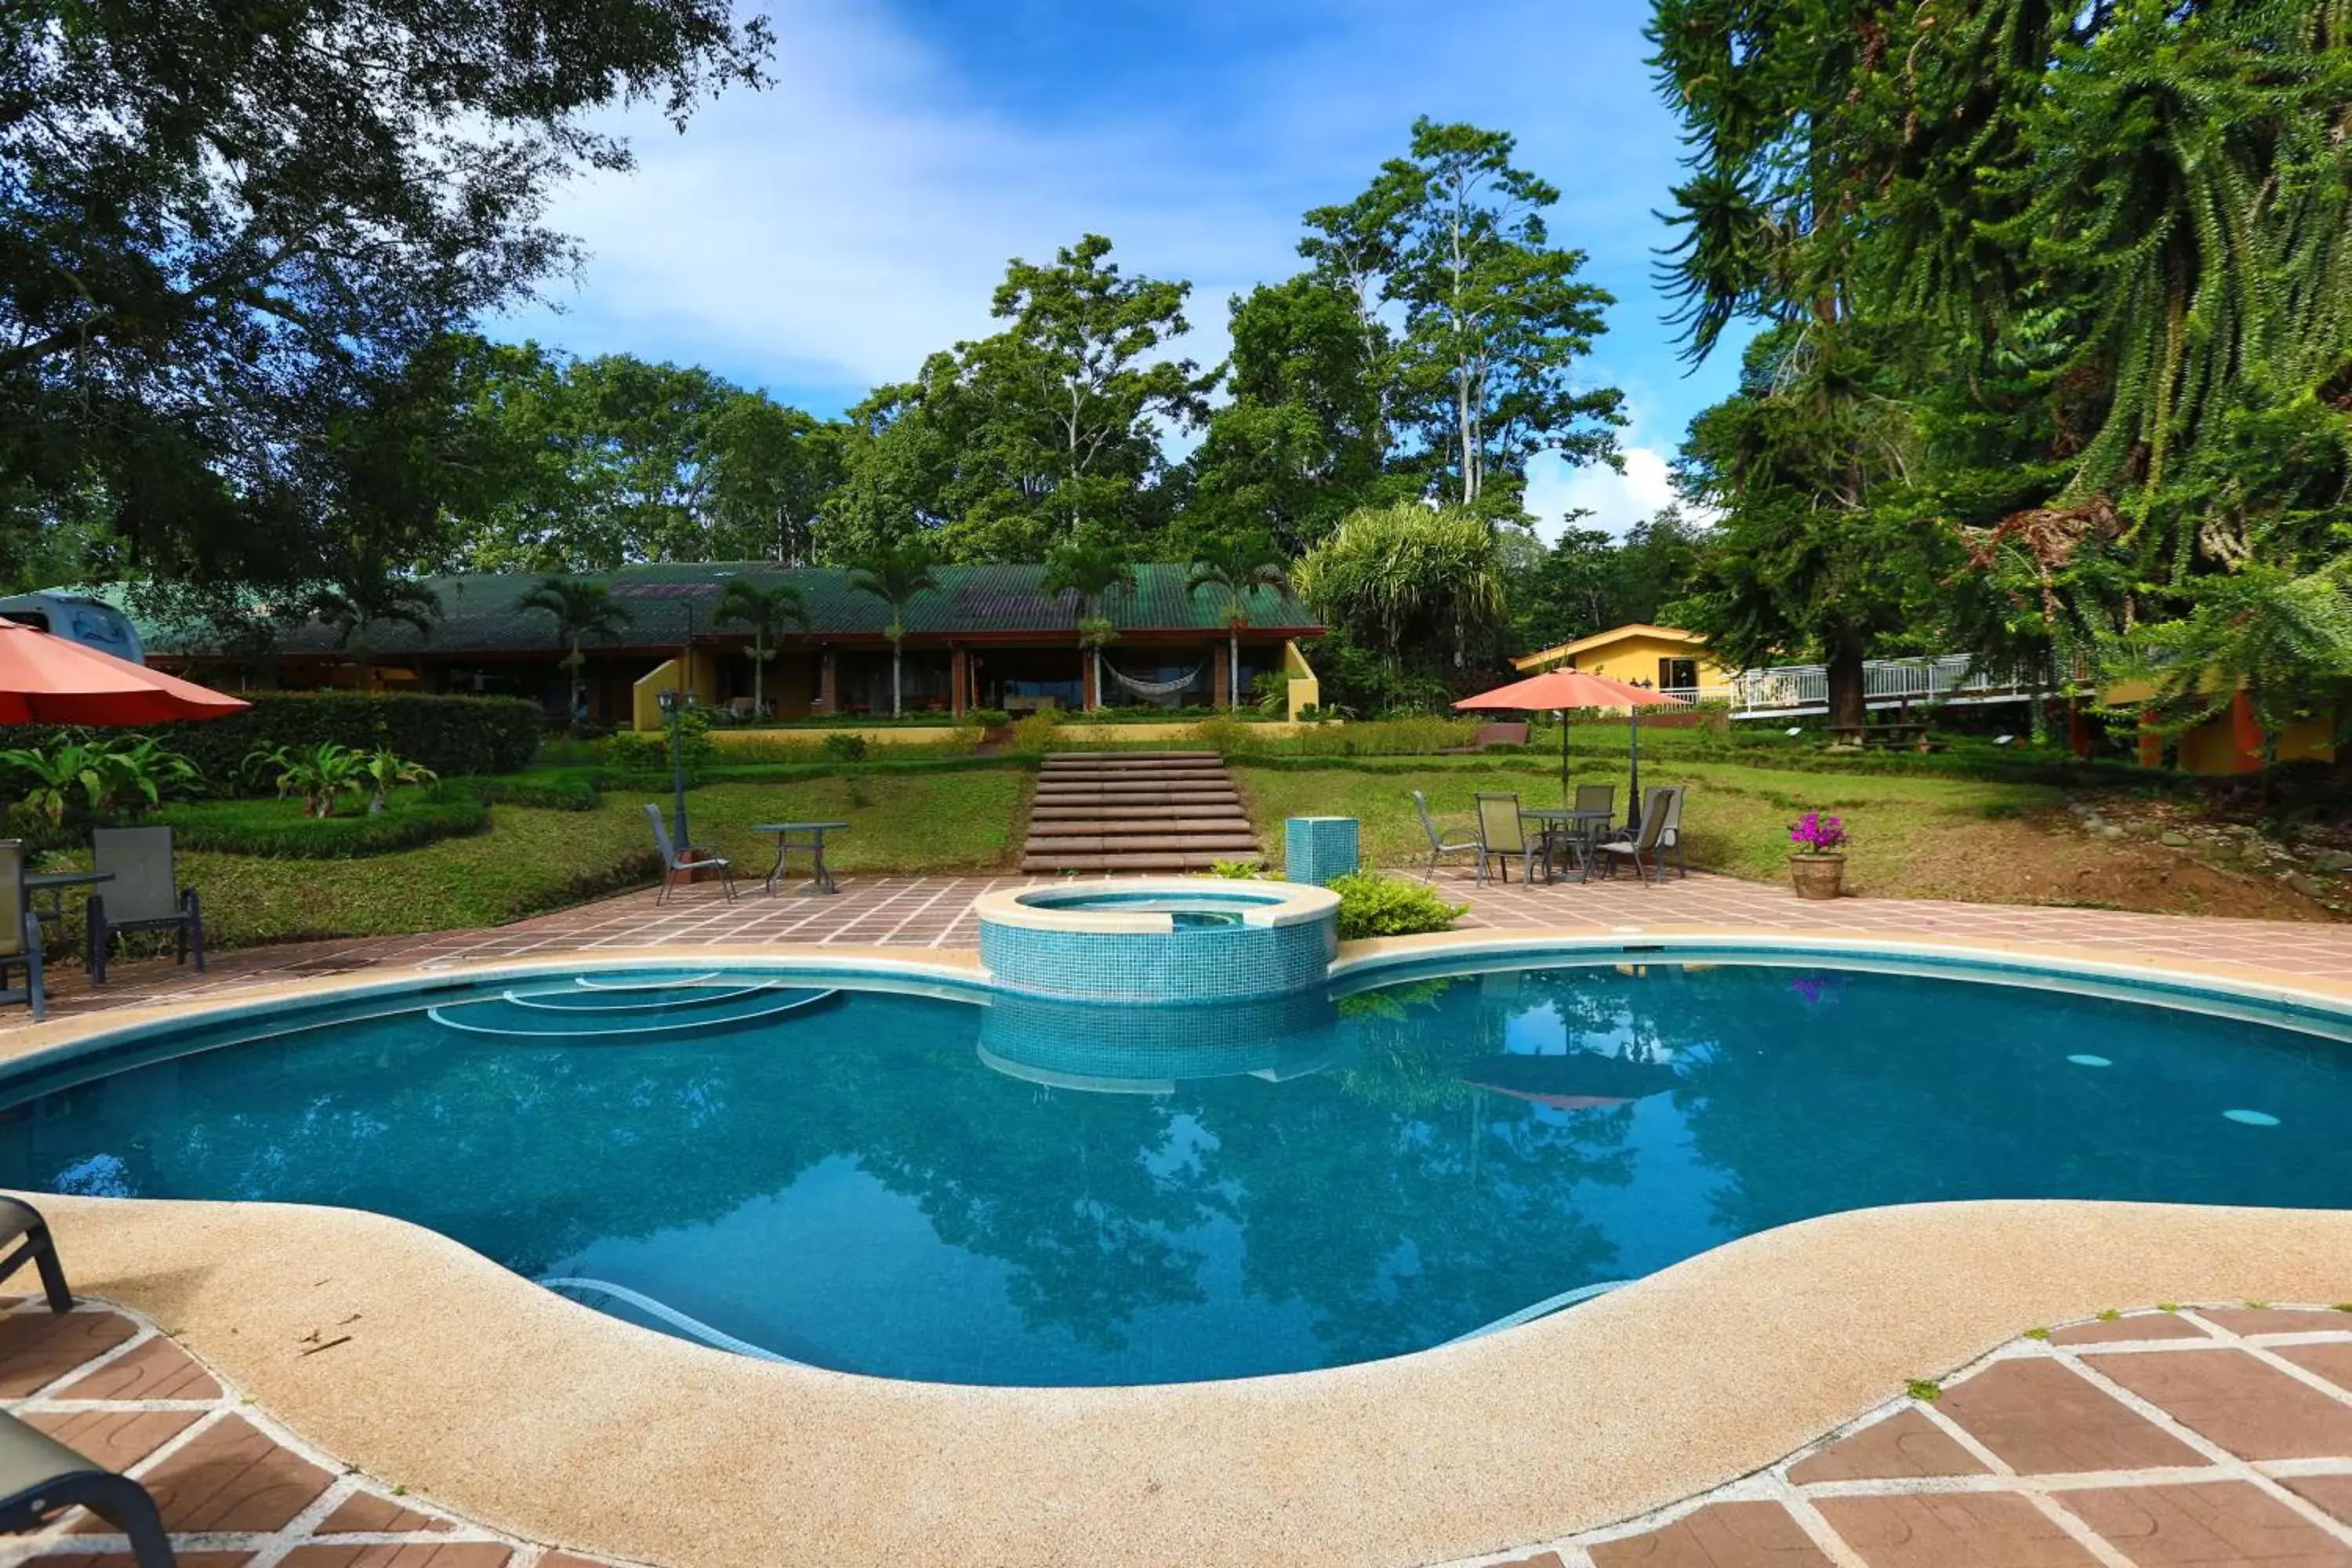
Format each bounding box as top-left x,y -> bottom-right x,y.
1824,721 -> 1940,753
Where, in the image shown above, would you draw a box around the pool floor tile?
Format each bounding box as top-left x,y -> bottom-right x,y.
103,1414 -> 334,1533
52,1334 -> 221,1401
1932,1359 -> 2205,1475
20,1407 -> 201,1472
2083,1350 -> 2352,1461
0,1311 -> 140,1396
2053,1481 -> 2352,1566
1786,1408 -> 1989,1483
1585,1502 -> 1832,1566
1813,1493 -> 2103,1568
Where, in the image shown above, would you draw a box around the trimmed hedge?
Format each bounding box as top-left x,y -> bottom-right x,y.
0,692 -> 541,794
470,771 -> 603,811
158,785 -> 491,858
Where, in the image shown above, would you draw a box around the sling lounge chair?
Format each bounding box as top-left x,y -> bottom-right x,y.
86,827 -> 204,986
1474,793 -> 1542,885
0,1410 -> 176,1566
645,804 -> 737,906
0,842 -> 44,1022
1597,787 -> 1679,887
1412,791 -> 1481,879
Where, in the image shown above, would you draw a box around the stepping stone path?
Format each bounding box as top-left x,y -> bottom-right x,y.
1020,751 -> 1262,874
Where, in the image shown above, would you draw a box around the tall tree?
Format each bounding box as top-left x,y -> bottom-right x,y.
1309,120 -> 1625,517
1,0 -> 769,605
828,237 -> 1212,562
1040,538 -> 1136,712
520,577 -> 633,724
844,540 -> 940,717
707,400 -> 847,565
714,575 -> 809,716
1185,535 -> 1292,709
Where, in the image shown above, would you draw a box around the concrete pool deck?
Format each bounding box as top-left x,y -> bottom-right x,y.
0,895 -> 2349,1566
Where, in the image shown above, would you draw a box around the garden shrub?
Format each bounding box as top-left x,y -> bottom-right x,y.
1189,713 -> 1254,754
159,783 -> 489,857
470,772 -> 602,811
1008,708 -> 1062,754
0,692 -> 541,792
819,732 -> 869,762
1327,870 -> 1469,941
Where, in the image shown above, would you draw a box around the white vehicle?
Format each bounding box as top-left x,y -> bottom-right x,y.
0,592 -> 144,665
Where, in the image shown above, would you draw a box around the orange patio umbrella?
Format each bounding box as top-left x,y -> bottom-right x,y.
0,619 -> 250,726
1455,666 -> 1688,823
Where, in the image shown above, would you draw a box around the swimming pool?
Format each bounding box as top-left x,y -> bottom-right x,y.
3,953 -> 2348,1386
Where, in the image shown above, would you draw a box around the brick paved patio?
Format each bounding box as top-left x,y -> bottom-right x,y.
18,867 -> 2352,1027
1465,1305 -> 2352,1568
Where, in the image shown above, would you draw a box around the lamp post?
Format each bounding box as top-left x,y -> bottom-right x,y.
657,688 -> 695,849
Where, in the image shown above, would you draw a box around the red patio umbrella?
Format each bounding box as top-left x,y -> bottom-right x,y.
0,619 -> 250,726
1455,666 -> 1688,823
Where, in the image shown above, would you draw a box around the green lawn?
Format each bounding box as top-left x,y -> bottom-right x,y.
1232,758 -> 2063,895
52,770 -> 1031,949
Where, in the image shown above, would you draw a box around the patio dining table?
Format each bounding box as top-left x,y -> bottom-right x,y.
753,822 -> 849,896
1523,808 -> 1615,884
21,869 -> 111,926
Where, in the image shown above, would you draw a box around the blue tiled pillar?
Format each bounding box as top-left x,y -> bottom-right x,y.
1285,816 -> 1359,887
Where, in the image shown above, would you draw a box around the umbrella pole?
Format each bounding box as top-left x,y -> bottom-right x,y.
1627,709 -> 1643,832
1558,710 -> 1569,806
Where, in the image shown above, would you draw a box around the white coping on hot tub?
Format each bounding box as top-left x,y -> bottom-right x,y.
971,876 -> 1340,935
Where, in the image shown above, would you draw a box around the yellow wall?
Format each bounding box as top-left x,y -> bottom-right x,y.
1283,639 -> 1320,720
630,648 -> 724,731
1561,634 -> 1731,690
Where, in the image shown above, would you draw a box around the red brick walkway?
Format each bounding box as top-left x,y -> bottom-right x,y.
20,869 -> 2352,1028
1472,1305 -> 2352,1568
0,1298 -> 623,1566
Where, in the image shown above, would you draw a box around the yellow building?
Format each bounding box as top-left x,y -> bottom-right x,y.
2100,675 -> 2336,775
1512,624 -> 1731,695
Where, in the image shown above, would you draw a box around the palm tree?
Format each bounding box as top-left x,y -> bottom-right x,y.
519,576 -> 632,725
1185,535 -> 1290,710
844,539 -> 939,717
1040,539 -> 1135,712
714,575 -> 809,717
310,575 -> 441,693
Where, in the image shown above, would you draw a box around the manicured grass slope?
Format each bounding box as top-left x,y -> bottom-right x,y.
1232,759 -> 2063,895
162,771 -> 1027,946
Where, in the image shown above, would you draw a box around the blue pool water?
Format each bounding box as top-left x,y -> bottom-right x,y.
2,958 -> 2348,1386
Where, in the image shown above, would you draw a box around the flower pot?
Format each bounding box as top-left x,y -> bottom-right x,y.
1788,852 -> 1846,901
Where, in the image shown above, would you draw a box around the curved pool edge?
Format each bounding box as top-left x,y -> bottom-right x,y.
4,923 -> 2351,1566
24,1190 -> 2352,1568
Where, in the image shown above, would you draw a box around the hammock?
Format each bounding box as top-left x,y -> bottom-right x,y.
1103,659 -> 1206,699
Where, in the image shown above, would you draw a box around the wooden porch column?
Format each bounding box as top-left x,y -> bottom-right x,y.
950,647 -> 967,719
1081,649 -> 1098,710
818,648 -> 837,713
1210,647 -> 1229,708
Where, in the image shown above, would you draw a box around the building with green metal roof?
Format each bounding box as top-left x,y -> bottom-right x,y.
134,563 -> 1324,728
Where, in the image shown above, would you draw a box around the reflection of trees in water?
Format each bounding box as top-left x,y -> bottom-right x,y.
1665,965 -> 2352,1240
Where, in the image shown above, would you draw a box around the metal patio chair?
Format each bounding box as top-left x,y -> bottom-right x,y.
0,841 -> 45,1022
86,827 -> 205,986
1412,790 -> 1481,880
1474,793 -> 1542,885
1596,787 -> 1680,887
0,1410 -> 176,1566
0,1196 -> 72,1314
644,804 -> 737,906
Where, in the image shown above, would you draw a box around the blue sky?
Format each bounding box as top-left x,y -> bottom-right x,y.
496,0 -> 1744,539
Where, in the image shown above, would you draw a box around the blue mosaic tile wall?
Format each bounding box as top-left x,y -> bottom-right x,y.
1284,816 -> 1359,887
978,916 -> 1338,1004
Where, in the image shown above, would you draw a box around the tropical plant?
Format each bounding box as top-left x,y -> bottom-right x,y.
0,735 -> 201,824
1185,533 -> 1291,709
309,573 -> 441,691
1327,870 -> 1468,941
714,575 -> 809,716
1787,811 -> 1849,856
243,741 -> 370,818
518,576 -> 632,726
1040,538 -> 1135,711
844,539 -> 940,717
358,749 -> 438,814
1292,502 -> 1504,679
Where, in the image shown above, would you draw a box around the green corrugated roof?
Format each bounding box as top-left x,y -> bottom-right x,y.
131,563 -> 1319,657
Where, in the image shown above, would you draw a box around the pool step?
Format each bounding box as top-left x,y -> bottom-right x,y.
1021,752 -> 1263,873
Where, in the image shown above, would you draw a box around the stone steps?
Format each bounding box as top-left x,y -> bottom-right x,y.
1020,752 -> 1263,874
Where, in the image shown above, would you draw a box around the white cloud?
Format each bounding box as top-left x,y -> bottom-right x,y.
1525,442 -> 1701,542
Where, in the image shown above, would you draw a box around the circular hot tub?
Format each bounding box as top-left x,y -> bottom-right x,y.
972,878 -> 1341,1003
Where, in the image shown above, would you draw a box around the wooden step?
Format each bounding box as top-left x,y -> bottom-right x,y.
1033,789 -> 1240,804
1035,770 -> 1232,785
1022,835 -> 1262,855
1022,852 -> 1260,873
1030,804 -> 1251,822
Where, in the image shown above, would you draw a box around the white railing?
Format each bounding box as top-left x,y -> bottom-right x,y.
1650,655 -> 2053,719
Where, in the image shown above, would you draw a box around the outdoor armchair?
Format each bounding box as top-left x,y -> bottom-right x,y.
1597,787 -> 1680,887
1473,793 -> 1542,885
644,804 -> 738,906
0,841 -> 44,1022
0,1409 -> 176,1566
0,1196 -> 73,1313
86,827 -> 204,986
1653,784 -> 1689,878
1412,791 -> 1480,879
